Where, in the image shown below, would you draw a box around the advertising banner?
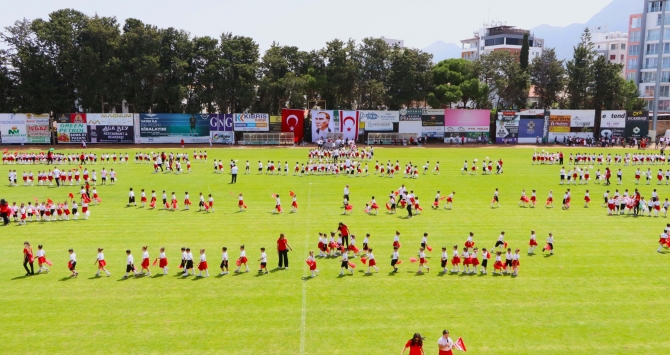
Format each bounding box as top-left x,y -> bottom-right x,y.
518,119 -> 545,143
625,110 -> 649,139
549,114 -> 571,132
422,109 -> 445,127
54,113 -> 70,123
399,108 -> 422,121
444,131 -> 489,143
421,125 -> 444,138
358,110 -> 399,123
70,113 -> 87,124
311,110 -> 336,142
398,121 -> 422,134
444,109 -> 490,132
365,121 -> 393,131
495,111 -> 519,143
568,110 -> 595,128
600,110 -> 627,140
233,113 -> 269,132
25,114 -> 51,144
281,109 -> 305,143
138,113 -> 210,143
209,114 -> 235,144
57,123 -> 88,143
339,110 -> 359,141
0,114 -> 27,143
269,115 -> 282,132
86,113 -> 133,126
85,113 -> 134,143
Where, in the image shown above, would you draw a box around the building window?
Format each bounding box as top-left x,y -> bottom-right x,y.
484,38 -> 504,46
629,44 -> 640,56
630,31 -> 641,42
647,43 -> 659,55
659,13 -> 670,25
611,43 -> 618,50
643,72 -> 658,83
645,86 -> 656,97
648,29 -> 661,41
649,1 -> 663,13
626,72 -> 637,82
621,44 -> 627,50
661,86 -> 670,97
646,57 -> 659,69
662,71 -> 670,82
628,58 -> 639,69
610,55 -> 616,60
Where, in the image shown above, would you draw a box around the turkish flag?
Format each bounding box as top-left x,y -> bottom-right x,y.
339,110 -> 359,142
281,109 -> 305,143
454,337 -> 467,351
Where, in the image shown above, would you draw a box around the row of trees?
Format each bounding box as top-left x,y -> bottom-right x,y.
0,10 -> 645,115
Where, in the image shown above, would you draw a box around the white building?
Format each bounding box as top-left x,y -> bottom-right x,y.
381,37 -> 404,48
460,23 -> 544,61
592,29 -> 628,75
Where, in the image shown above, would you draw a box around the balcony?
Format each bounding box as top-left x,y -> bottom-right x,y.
487,27 -> 530,36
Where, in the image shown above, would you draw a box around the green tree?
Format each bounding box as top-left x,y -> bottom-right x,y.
520,33 -> 529,71
356,37 -> 391,109
187,36 -> 220,113
77,15 -> 122,112
153,27 -> 192,113
118,18 -> 162,113
215,33 -> 259,113
478,50 -> 529,109
387,48 -> 433,109
321,39 -> 358,109
0,50 -> 15,112
428,58 -> 488,109
530,48 -> 565,108
566,28 -> 595,109
621,79 -> 645,111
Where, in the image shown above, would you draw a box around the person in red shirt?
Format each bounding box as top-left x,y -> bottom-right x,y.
402,333 -> 425,355
337,222 -> 350,248
23,241 -> 34,276
277,233 -> 292,269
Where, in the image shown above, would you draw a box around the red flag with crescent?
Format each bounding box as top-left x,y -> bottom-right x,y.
339,110 -> 359,141
281,109 -> 305,143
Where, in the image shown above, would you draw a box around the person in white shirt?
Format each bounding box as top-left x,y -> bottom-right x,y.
68,248 -> 78,277
35,244 -> 49,273
152,247 -> 169,275
306,251 -> 319,277
231,165 -> 238,183
140,246 -> 151,276
220,247 -> 229,275
128,188 -> 136,207
235,245 -> 249,273
545,233 -> 555,255
273,194 -> 282,214
258,247 -> 268,274
491,188 -> 500,208
366,248 -> 379,274
418,247 -> 429,273
438,330 -> 455,354
183,248 -> 195,276
124,250 -> 138,278
197,249 -> 209,277
528,230 -> 538,254
95,248 -> 111,277
512,249 -> 521,276
391,246 -> 400,273
339,249 -> 353,276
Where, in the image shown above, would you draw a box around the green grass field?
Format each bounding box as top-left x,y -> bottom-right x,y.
1,146 -> 669,355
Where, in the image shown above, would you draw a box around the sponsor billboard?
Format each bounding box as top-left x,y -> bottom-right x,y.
444,109 -> 490,132
399,108 -> 422,121
495,111 -> 519,143
365,121 -> 393,131
569,110 -> 595,128
57,123 -> 88,143
600,110 -> 627,140
518,119 -> 545,143
234,113 -> 269,132
421,125 -> 444,138
311,110 -> 336,142
625,110 -> 649,139
138,113 -> 210,143
24,114 -> 51,144
421,109 -> 445,127
86,113 -> 135,143
269,115 -> 282,132
549,114 -> 570,132
444,131 -> 489,143
358,110 -> 399,123
209,114 -> 234,144
0,114 -> 27,143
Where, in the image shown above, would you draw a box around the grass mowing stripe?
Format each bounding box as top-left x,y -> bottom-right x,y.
299,182 -> 311,355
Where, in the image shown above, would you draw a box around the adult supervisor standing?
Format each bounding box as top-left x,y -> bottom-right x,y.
231,164 -> 238,184
0,199 -> 10,226
438,330 -> 455,355
277,233 -> 292,269
338,222 -> 351,248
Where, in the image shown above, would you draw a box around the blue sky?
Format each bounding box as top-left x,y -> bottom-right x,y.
0,0 -> 613,51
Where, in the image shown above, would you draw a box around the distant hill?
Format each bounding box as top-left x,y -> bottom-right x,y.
422,0 -> 643,63
532,0 -> 642,60
422,40 -> 462,63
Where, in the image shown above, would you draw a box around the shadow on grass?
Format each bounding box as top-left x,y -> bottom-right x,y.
11,275 -> 30,280
191,276 -> 206,281
544,254 -> 554,258
59,276 -> 73,281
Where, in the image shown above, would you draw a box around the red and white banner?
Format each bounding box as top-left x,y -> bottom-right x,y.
454,337 -> 467,351
339,110 -> 359,141
281,109 -> 305,143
